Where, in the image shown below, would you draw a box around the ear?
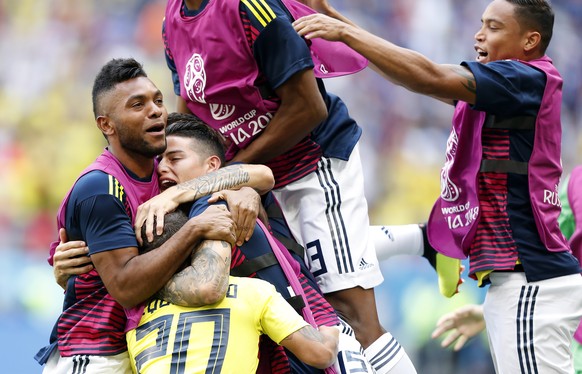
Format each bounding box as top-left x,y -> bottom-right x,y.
205,155 -> 222,173
523,30 -> 541,53
96,115 -> 114,138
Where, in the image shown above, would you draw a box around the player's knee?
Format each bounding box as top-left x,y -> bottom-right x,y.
325,288 -> 385,347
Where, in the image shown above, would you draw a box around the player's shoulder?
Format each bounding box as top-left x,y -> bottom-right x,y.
71,170 -> 127,202
238,0 -> 290,24
231,276 -> 275,292
470,59 -> 545,80
189,196 -> 226,218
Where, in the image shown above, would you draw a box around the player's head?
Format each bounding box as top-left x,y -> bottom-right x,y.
139,208 -> 189,254
92,58 -> 167,158
157,112 -> 227,191
475,0 -> 553,63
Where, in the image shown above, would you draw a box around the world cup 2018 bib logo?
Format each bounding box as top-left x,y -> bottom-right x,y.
183,53 -> 236,121
440,129 -> 460,202
184,53 -> 206,104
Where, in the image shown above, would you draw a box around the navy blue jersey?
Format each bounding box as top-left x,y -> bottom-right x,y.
464,60 -> 579,282
39,170 -> 156,360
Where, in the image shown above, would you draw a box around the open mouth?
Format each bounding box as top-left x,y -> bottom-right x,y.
159,179 -> 177,190
146,123 -> 165,134
475,47 -> 488,61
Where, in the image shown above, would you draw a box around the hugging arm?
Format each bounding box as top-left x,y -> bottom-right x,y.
280,325 -> 339,369
136,164 -> 274,244
156,239 -> 232,307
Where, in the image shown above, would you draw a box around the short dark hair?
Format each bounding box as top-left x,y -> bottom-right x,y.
139,208 -> 189,254
92,58 -> 148,119
506,0 -> 554,53
166,112 -> 227,165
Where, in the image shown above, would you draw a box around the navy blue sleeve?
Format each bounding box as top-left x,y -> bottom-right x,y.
162,19 -> 182,96
240,0 -> 314,89
463,60 -> 546,117
188,195 -> 227,218
66,171 -> 138,255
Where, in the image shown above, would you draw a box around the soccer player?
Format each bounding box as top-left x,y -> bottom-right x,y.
51,112 -> 371,373
433,164 -> 582,373
136,113 -> 372,372
35,58 -> 275,373
159,1 -> 418,372
294,0 -> 582,372
127,208 -> 339,373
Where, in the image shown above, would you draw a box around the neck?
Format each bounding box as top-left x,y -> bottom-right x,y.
107,146 -> 155,179
184,0 -> 204,11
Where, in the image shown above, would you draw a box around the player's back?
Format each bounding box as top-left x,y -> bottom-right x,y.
126,276 -> 307,374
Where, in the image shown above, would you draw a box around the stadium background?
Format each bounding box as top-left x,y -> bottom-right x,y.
1,0 -> 580,372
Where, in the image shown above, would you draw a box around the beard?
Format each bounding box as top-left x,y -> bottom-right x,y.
117,127 -> 167,158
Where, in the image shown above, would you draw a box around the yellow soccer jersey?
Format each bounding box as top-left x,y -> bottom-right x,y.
126,276 -> 309,374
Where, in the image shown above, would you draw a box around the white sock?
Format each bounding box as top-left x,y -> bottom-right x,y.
363,332 -> 417,374
370,224 -> 423,262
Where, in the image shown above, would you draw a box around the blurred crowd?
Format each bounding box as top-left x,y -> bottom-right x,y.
1,0 -> 580,372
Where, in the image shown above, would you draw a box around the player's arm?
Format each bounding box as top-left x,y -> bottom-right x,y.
135,164 -> 274,244
229,2 -> 327,164
156,238 -> 232,306
279,325 -> 339,369
52,228 -> 94,290
208,187 -> 265,246
260,274 -> 339,368
293,14 -> 476,105
229,67 -> 327,164
163,18 -> 192,116
176,95 -> 192,114
92,204 -> 235,309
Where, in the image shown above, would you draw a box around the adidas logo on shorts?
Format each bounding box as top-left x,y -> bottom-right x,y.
359,258 -> 374,270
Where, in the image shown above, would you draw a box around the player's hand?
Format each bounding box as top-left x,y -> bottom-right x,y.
431,304 -> 485,351
293,13 -> 348,41
52,228 -> 94,290
190,205 -> 236,247
135,187 -> 182,245
208,187 -> 260,246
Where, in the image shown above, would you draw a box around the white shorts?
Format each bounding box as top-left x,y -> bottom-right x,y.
43,348 -> 131,374
272,144 -> 384,294
483,272 -> 582,374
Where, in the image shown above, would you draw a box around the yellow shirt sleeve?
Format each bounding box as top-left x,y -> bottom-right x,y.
252,277 -> 310,344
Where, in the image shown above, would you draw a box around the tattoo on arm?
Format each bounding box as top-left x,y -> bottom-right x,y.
451,65 -> 476,94
283,326 -> 324,344
176,165 -> 251,200
156,240 -> 231,306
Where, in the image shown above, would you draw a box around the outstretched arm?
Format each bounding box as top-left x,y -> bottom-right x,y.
431,304 -> 485,351
293,13 -> 476,105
